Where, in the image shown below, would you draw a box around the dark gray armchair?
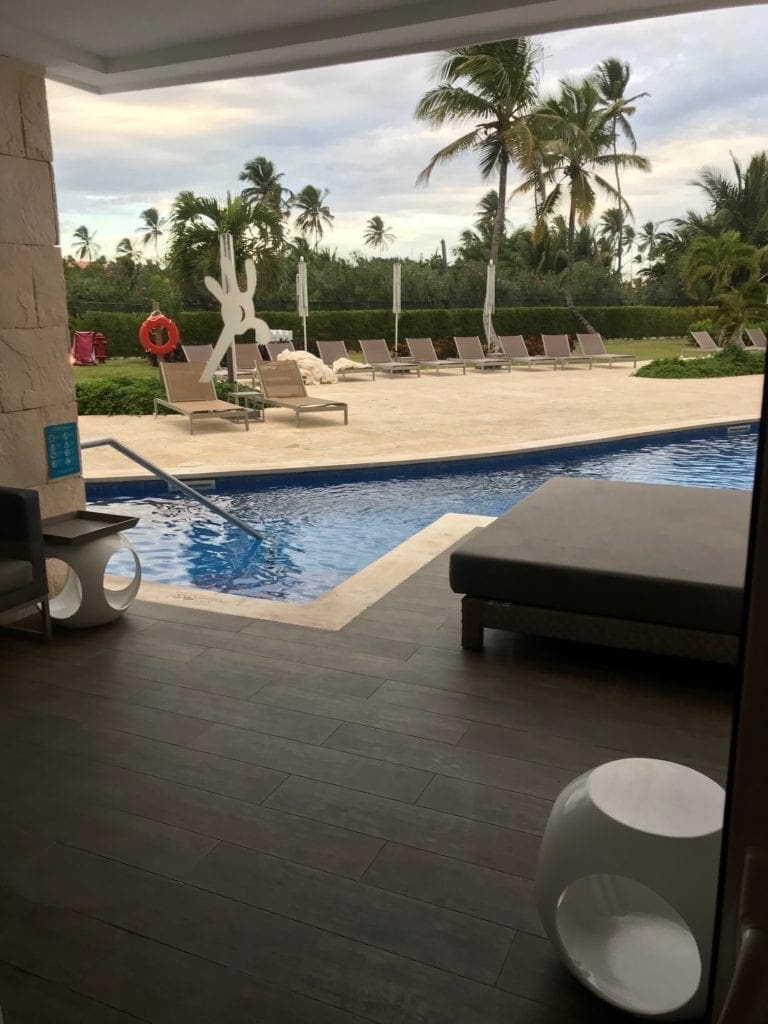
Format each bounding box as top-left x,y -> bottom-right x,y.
0,485 -> 51,639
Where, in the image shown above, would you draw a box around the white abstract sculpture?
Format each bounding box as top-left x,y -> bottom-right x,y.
199,233 -> 271,383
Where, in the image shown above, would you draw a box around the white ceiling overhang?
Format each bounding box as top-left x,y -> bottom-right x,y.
0,0 -> 760,93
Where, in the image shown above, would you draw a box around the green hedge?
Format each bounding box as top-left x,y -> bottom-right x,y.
635,347 -> 765,379
72,305 -> 715,358
76,376 -> 164,415
75,374 -> 240,415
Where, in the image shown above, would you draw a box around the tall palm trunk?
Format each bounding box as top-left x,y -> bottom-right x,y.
564,186 -> 597,333
489,158 -> 508,265
612,123 -> 625,276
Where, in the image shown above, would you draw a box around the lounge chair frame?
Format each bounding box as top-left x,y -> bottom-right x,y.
497,335 -> 558,370
266,341 -> 296,360
255,360 -> 348,426
154,361 -> 250,434
317,340 -> 376,381
685,331 -> 721,358
576,333 -> 637,368
183,343 -> 263,382
359,340 -> 421,376
541,335 -> 593,370
453,336 -> 511,371
406,337 -> 466,374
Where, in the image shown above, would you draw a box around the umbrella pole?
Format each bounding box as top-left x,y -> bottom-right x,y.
302,315 -> 307,351
394,311 -> 399,358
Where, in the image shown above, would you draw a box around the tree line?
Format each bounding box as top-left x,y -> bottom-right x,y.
65,38 -> 767,333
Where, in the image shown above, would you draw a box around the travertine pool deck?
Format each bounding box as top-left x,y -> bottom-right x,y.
78,365 -> 763,480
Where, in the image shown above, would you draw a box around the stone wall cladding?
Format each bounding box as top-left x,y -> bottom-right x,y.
0,56 -> 83,514
0,327 -> 75,413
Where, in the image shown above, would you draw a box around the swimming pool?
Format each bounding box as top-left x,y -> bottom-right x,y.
87,424 -> 759,603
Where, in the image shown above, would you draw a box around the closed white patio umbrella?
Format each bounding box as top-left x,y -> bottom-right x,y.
483,259 -> 499,352
296,256 -> 309,350
392,260 -> 402,358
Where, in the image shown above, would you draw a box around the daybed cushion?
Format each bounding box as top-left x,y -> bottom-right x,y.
449,478 -> 751,635
0,558 -> 34,594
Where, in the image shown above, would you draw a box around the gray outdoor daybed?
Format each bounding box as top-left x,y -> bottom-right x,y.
449,477 -> 751,663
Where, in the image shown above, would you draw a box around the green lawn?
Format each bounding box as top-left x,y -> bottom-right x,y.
604,338 -> 687,361
73,358 -> 158,382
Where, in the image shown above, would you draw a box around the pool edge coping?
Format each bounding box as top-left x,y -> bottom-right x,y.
125,512 -> 494,630
82,415 -> 759,483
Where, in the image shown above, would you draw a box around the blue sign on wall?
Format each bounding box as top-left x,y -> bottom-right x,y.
45,422 -> 81,480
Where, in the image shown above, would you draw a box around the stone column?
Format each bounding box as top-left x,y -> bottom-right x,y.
0,54 -> 84,518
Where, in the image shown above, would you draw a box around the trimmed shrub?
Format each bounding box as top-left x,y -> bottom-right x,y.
75,371 -> 244,415
635,347 -> 765,379
76,375 -> 165,415
72,305 -> 715,358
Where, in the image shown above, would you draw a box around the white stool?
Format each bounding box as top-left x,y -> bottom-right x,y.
535,758 -> 725,1020
46,532 -> 141,628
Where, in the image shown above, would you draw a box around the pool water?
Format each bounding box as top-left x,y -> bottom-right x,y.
87,425 -> 759,603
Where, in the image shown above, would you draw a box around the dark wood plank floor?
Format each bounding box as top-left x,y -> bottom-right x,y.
0,548 -> 734,1023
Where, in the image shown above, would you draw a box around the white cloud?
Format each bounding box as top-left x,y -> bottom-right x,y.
48,4 -> 768,260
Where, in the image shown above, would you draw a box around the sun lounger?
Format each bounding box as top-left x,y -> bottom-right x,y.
745,328 -> 767,350
359,339 -> 421,376
541,335 -> 593,369
577,333 -> 636,368
266,340 -> 295,360
317,340 -> 376,380
450,477 -> 750,663
234,343 -> 265,369
498,335 -> 558,370
406,337 -> 466,374
182,343 -> 227,378
154,361 -> 250,434
453,337 -> 511,371
255,360 -> 348,425
183,343 -> 262,380
687,331 -> 720,357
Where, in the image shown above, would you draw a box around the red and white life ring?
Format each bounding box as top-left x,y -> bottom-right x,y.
138,313 -> 179,357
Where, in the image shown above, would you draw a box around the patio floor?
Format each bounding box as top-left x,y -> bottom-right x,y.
0,546 -> 732,1023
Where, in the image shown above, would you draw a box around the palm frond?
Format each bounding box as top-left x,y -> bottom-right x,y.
416,129 -> 482,185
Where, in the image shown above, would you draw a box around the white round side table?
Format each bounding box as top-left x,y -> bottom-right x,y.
43,512 -> 141,628
535,758 -> 725,1020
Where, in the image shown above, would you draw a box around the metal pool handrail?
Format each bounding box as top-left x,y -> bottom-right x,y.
80,437 -> 266,544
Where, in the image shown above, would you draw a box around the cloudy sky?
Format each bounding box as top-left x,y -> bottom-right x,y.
48,4 -> 768,261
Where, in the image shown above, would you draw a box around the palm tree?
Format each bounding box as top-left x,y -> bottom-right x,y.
71,225 -> 100,261
363,216 -> 396,254
680,230 -> 762,300
712,278 -> 768,345
137,207 -> 167,263
473,190 -> 504,237
592,58 -> 647,275
623,223 -> 637,282
635,220 -> 667,271
292,185 -> 334,249
521,77 -> 651,327
166,190 -> 285,300
454,228 -> 489,263
599,207 -> 624,271
239,156 -> 293,214
684,151 -> 768,247
116,237 -> 141,263
414,38 -> 542,265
